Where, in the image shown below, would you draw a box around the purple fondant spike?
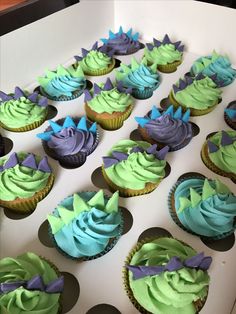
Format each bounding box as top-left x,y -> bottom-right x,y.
14,87 -> 25,99
153,38 -> 162,47
0,91 -> 13,102
146,43 -> 154,51
184,252 -> 205,268
104,78 -> 114,91
0,165 -> 3,172
165,257 -> 182,271
177,45 -> 184,52
92,42 -> 98,50
38,157 -> 52,173
4,153 -> 19,170
173,85 -> 180,94
0,281 -> 25,294
26,275 -> 45,291
82,48 -> 89,58
210,73 -> 218,82
127,265 -> 165,280
74,55 -> 83,62
38,97 -> 48,107
106,49 -> 115,57
93,83 -> 102,95
21,153 -> 37,170
125,87 -> 132,94
45,276 -> 64,293
207,140 -> 219,153
221,131 -> 233,146
173,41 -> 181,49
84,89 -> 92,102
199,256 -> 212,270
186,76 -> 194,85
27,92 -> 38,103
112,151 -> 128,161
146,144 -> 158,155
155,146 -> 169,160
163,34 -> 171,44
99,45 -> 107,53
179,79 -> 187,90
195,73 -> 205,81
116,81 -> 124,93
103,156 -> 119,168
130,146 -> 144,153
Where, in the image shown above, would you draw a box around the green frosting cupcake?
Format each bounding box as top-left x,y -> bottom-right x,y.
144,44 -> 182,66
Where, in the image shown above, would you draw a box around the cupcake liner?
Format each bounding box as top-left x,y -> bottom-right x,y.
85,102 -> 134,130
201,140 -> 236,182
169,91 -> 219,116
39,83 -> 86,102
76,58 -> 116,76
48,191 -> 124,261
0,174 -> 54,214
157,59 -> 182,73
102,165 -> 160,197
131,84 -> 159,100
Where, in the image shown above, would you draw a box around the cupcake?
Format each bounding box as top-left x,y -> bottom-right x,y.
169,74 -> 222,116
116,58 -> 160,99
100,26 -> 142,55
38,64 -> 86,101
84,78 -> 134,130
74,41 -> 116,76
169,175 -> 236,239
0,87 -> 48,132
102,139 -> 169,197
224,101 -> 236,130
201,130 -> 236,181
37,116 -> 99,168
190,50 -> 236,87
47,190 -> 123,260
143,34 -> 184,73
0,252 -> 64,314
124,237 -> 212,314
135,105 -> 194,151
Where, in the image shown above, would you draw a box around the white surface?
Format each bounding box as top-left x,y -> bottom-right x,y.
0,48 -> 236,314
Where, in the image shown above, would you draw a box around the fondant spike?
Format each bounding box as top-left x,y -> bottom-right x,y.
178,197 -> 192,213
93,83 -> 102,95
163,34 -> 171,44
45,276 -> 64,293
173,107 -> 182,119
165,105 -> 174,116
210,73 -> 218,82
126,28 -> 132,38
202,179 -> 216,201
173,85 -> 180,94
102,156 -> 119,168
92,42 -> 98,50
125,87 -> 132,94
112,151 -> 128,161
202,57 -> 212,67
105,191 -> 119,213
0,91 -> 13,102
38,97 -> 48,107
100,38 -> 108,44
146,144 -> 158,155
221,130 -> 233,146
84,89 -> 92,102
3,153 -> 19,170
146,43 -> 154,51
130,146 -> 144,153
155,146 -> 169,160
131,58 -> 140,70
89,122 -> 97,133
190,188 -> 202,207
82,48 -> 89,57
57,206 -> 76,225
47,214 -> 64,234
186,76 -> 194,85
77,116 -> 88,131
132,32 -> 139,41
182,109 -> 190,123
177,45 -> 184,52
104,78 -> 114,91
74,55 -> 83,62
109,30 -> 116,39
153,38 -> 162,47
14,87 -> 25,99
63,116 -> 76,129
119,26 -> 124,35
36,131 -> 54,141
38,157 -> 51,173
151,106 -> 161,119
196,73 -> 205,81
27,275 -> 45,291
27,92 -> 38,103
215,179 -> 231,194
106,49 -> 115,57
73,193 -> 90,215
173,41 -> 181,49
49,120 -> 63,133
179,79 -> 187,90
207,140 -> 219,153
135,117 -> 150,127
21,153 -> 37,170
88,190 -> 105,208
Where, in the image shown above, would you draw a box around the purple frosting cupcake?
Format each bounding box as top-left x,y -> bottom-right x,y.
135,105 -> 194,151
37,116 -> 99,168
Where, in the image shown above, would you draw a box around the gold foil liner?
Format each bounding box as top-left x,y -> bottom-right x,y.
157,59 -> 182,73
77,58 -> 116,76
0,174 -> 55,214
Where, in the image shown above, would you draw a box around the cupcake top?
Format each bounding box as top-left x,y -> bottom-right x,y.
172,74 -> 222,110
37,116 -> 97,157
207,130 -> 236,174
115,58 -> 160,91
84,78 -> 133,114
100,26 -> 142,55
143,34 -> 184,65
126,237 -> 211,314
0,87 -> 48,129
103,140 -> 169,190
225,102 -> 236,124
0,252 -> 63,314
38,65 -> 86,98
74,41 -> 115,72
135,105 -> 193,151
0,152 -> 52,201
47,190 -> 122,259
174,177 -> 236,237
190,50 -> 236,86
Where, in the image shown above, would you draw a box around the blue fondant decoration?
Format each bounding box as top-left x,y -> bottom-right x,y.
77,116 -> 88,131
37,131 -> 54,141
49,120 -> 63,133
165,105 -> 174,116
135,117 -> 150,127
173,106 -> 182,119
150,106 -> 161,119
63,116 -> 76,128
89,122 -> 97,134
109,30 -> 116,39
182,109 -> 191,123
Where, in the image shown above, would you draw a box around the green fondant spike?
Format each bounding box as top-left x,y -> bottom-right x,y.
190,188 -> 202,208
150,63 -> 157,73
141,58 -> 148,66
177,197 -> 192,213
57,206 -> 76,225
88,190 -> 105,209
202,57 -> 212,67
73,193 -> 90,215
47,215 -> 64,235
57,65 -> 69,77
202,179 -> 216,201
120,63 -> 131,74
212,50 -> 220,61
105,191 -> 119,213
215,179 -> 231,194
74,64 -> 84,78
38,77 -> 50,89
45,69 -> 57,79
131,58 -> 140,70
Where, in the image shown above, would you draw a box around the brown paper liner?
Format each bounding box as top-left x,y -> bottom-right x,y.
85,102 -> 134,130
0,174 -> 55,214
169,91 -> 218,116
201,141 -> 236,181
102,165 -> 160,197
157,59 -> 182,73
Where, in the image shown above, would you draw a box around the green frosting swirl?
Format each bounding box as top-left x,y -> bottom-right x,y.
80,50 -> 112,71
208,130 -> 236,174
104,140 -> 166,190
143,44 -> 182,65
87,88 -> 132,114
128,238 -> 210,314
0,252 -> 60,314
0,97 -> 46,128
0,153 -> 50,201
173,77 -> 222,109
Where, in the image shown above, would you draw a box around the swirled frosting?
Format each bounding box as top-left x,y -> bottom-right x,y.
173,76 -> 222,109
174,178 -> 236,237
80,50 -> 112,71
128,238 -> 210,314
0,252 -> 61,314
144,44 -> 182,65
0,152 -> 51,201
48,190 -> 122,258
103,140 -> 167,190
190,51 -> 236,86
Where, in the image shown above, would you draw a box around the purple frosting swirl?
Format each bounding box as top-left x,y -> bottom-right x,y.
144,114 -> 193,150
104,33 -> 141,55
47,127 -> 96,156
